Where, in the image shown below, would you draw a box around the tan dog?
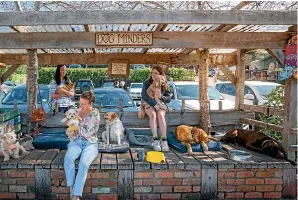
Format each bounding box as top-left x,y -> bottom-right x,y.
175,125 -> 219,155
0,131 -> 27,161
102,112 -> 125,145
138,75 -> 167,119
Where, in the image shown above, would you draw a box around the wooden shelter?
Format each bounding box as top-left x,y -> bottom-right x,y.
0,1 -> 297,199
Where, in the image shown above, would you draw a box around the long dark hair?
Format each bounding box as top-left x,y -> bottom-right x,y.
54,65 -> 69,85
149,65 -> 168,91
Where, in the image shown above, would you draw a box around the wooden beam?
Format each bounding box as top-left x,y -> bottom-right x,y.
265,48 -> 284,66
211,54 -> 237,66
218,65 -> 236,85
235,49 -> 245,110
197,49 -> 211,134
282,78 -> 297,161
0,32 -> 290,49
142,24 -> 167,54
84,24 -> 96,54
241,118 -> 284,133
0,53 -> 235,65
240,104 -> 284,117
0,10 -> 295,26
180,49 -> 194,54
0,64 -> 20,84
26,49 -> 38,121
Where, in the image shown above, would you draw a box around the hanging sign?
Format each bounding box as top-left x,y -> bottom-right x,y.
278,35 -> 297,82
95,32 -> 153,46
108,60 -> 130,78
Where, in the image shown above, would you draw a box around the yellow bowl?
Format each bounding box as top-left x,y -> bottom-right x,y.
145,151 -> 166,164
68,125 -> 78,132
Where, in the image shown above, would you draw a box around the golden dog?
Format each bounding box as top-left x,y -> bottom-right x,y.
175,125 -> 219,155
138,75 -> 167,119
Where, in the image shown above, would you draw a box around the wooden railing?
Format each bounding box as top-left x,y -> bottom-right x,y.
240,103 -> 297,161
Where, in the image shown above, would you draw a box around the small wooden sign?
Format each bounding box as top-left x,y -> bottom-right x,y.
96,32 -> 153,46
158,62 -> 170,74
108,60 -> 130,78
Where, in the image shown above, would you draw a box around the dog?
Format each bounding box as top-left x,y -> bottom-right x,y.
0,131 -> 27,161
220,129 -> 293,163
138,75 -> 167,119
102,112 -> 124,145
56,82 -> 74,96
61,108 -> 81,142
175,125 -> 219,155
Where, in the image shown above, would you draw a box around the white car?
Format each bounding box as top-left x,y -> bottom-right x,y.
167,81 -> 235,111
128,83 -> 143,101
215,81 -> 281,105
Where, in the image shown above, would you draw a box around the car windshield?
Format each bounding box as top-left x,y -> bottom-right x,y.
94,91 -> 135,107
130,83 -> 143,88
176,85 -> 224,100
2,88 -> 49,104
102,82 -> 114,87
255,85 -> 278,98
75,81 -> 92,87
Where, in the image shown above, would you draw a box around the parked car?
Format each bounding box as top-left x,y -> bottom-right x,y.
0,88 -> 6,104
128,83 -> 143,100
167,81 -> 235,111
1,81 -> 17,94
69,64 -> 82,69
93,88 -> 138,112
74,79 -> 94,100
1,85 -> 52,113
215,81 -> 281,105
130,64 -> 146,70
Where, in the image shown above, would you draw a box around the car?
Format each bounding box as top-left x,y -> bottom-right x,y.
167,81 -> 235,111
1,81 -> 17,94
74,79 -> 94,100
215,81 -> 281,105
128,83 -> 143,101
130,64 -> 146,70
0,88 -> 6,104
93,88 -> 138,112
1,85 -> 52,113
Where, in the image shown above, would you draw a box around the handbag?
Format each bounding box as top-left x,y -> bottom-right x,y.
32,85 -> 45,123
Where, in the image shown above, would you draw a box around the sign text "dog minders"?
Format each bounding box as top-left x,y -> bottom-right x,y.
95,32 -> 153,46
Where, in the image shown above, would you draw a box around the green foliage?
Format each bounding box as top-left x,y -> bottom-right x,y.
38,67 -> 196,85
130,68 -> 151,82
1,65 -> 27,84
38,68 -> 108,87
260,85 -> 284,141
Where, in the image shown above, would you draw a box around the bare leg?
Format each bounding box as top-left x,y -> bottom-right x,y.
157,109 -> 167,138
145,107 -> 157,138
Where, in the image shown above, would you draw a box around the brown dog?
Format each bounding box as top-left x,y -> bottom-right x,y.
175,125 -> 219,155
220,129 -> 287,160
138,75 -> 167,119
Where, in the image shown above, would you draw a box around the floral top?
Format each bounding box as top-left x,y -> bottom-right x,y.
48,80 -> 73,108
79,108 -> 100,143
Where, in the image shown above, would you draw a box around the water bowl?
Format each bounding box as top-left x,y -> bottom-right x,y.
228,149 -> 253,162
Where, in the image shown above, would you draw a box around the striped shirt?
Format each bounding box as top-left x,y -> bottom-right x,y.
48,80 -> 72,108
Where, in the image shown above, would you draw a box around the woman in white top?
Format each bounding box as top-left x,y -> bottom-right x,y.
49,65 -> 74,113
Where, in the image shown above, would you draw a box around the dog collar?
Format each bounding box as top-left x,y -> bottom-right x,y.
261,139 -> 277,147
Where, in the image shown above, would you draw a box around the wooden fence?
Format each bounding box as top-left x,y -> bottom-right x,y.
240,103 -> 297,161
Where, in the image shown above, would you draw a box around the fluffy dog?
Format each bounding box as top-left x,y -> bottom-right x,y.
61,108 -> 81,142
0,131 -> 27,161
138,75 -> 167,119
102,112 -> 124,145
56,82 -> 74,96
220,129 -> 287,160
176,125 -> 219,155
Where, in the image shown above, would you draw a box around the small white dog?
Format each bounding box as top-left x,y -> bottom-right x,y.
102,112 -> 124,145
0,131 -> 27,161
61,108 -> 81,142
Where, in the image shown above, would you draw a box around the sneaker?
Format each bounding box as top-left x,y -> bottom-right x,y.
153,140 -> 161,151
161,140 -> 169,152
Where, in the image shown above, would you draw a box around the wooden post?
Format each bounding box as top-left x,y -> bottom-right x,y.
197,49 -> 211,134
282,78 -> 297,161
26,49 -> 38,121
235,49 -> 245,110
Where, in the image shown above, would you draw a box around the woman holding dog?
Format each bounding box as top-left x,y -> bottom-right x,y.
64,91 -> 100,200
141,66 -> 172,152
49,64 -> 74,113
